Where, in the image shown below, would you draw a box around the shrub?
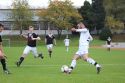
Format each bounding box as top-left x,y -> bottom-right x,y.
99,27 -> 112,40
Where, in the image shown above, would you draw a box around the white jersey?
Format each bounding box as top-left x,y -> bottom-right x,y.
64,39 -> 70,43
76,28 -> 92,46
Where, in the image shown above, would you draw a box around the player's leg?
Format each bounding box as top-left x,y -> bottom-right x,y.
47,44 -> 53,58
0,51 -> 11,74
66,46 -> 69,52
107,45 -> 111,51
16,46 -> 30,67
82,54 -> 101,74
31,47 -> 44,59
70,54 -> 80,69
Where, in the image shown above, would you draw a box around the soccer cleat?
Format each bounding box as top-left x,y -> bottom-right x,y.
38,53 -> 44,59
16,62 -> 20,67
4,70 -> 11,74
96,66 -> 101,74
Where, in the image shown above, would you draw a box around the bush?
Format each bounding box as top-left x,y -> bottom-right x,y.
99,27 -> 112,40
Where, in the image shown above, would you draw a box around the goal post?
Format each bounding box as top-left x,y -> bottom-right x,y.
2,39 -> 10,47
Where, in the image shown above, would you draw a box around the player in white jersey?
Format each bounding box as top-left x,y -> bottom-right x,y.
64,36 -> 70,52
67,22 -> 101,74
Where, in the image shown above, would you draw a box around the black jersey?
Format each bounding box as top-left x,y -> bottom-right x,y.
46,34 -> 55,45
0,35 -> 2,42
27,33 -> 38,47
107,39 -> 111,45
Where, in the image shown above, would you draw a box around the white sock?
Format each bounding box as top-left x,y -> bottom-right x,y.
70,60 -> 76,68
66,47 -> 69,52
87,58 -> 96,65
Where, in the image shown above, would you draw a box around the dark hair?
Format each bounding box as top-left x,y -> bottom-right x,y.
0,23 -> 4,27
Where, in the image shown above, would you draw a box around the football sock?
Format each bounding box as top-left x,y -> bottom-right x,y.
49,51 -> 52,57
87,58 -> 96,65
87,58 -> 100,67
1,59 -> 7,71
66,47 -> 69,52
70,60 -> 76,69
19,57 -> 24,65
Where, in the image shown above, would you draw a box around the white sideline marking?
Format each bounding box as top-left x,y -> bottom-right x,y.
2,64 -> 125,67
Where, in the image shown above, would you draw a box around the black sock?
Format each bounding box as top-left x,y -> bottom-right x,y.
94,62 -> 98,66
18,57 -> 24,65
1,59 -> 7,71
49,51 -> 52,55
70,66 -> 74,70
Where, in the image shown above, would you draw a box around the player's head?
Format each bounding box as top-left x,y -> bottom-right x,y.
0,23 -> 4,32
29,26 -> 34,32
77,22 -> 86,29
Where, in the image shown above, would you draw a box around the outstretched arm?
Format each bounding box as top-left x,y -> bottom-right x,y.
0,42 -> 3,53
21,34 -> 28,39
71,28 -> 87,32
54,39 -> 56,46
31,36 -> 41,40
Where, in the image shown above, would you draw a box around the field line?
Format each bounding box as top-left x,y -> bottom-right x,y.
1,64 -> 125,67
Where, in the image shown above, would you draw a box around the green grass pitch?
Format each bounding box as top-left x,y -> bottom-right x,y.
0,45 -> 125,83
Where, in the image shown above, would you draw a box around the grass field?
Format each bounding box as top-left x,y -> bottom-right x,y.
0,38 -> 125,83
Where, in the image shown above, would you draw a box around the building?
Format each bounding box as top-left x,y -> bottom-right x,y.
0,9 -> 71,35
0,9 -> 49,30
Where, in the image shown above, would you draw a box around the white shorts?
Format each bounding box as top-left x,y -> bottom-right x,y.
107,45 -> 111,48
23,46 -> 38,57
65,42 -> 69,46
76,45 -> 89,56
47,44 -> 53,50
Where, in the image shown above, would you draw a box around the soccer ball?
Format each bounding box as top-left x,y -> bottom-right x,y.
61,65 -> 69,73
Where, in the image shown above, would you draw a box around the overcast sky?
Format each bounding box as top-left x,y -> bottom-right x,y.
0,0 -> 91,8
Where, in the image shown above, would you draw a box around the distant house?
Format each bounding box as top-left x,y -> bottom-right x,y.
0,9 -> 55,30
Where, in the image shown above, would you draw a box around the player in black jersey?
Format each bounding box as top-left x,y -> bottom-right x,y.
45,31 -> 56,58
16,26 -> 43,67
106,37 -> 112,51
0,23 -> 11,74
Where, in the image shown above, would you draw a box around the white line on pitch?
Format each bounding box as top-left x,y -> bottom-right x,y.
2,64 -> 125,67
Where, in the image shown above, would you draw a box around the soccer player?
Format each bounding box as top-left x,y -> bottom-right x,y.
0,23 -> 11,74
68,22 -> 101,74
16,26 -> 43,67
106,37 -> 112,51
45,31 -> 56,58
64,36 -> 70,52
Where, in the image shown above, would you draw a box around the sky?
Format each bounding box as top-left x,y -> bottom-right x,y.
0,0 -> 91,9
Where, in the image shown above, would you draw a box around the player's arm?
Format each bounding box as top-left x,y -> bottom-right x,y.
54,39 -> 56,46
21,34 -> 28,39
0,42 -> 4,53
31,36 -> 41,40
89,35 -> 93,41
71,28 -> 87,32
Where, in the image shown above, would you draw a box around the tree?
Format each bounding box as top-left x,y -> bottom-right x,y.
11,0 -> 33,34
78,1 -> 95,31
103,0 -> 125,32
92,0 -> 106,34
38,0 -> 82,37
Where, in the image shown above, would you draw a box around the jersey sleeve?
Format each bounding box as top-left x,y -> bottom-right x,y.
76,29 -> 88,32
46,35 -> 48,38
0,36 -> 2,42
33,33 -> 38,38
53,35 -> 55,39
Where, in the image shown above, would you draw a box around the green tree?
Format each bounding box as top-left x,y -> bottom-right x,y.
78,1 -> 95,31
92,0 -> 106,34
11,0 -> 33,34
38,0 -> 82,37
103,0 -> 125,32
